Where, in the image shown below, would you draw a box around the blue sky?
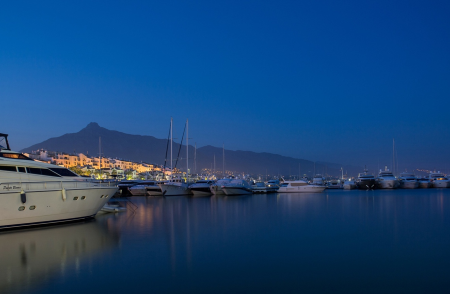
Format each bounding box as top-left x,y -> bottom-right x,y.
1,0 -> 449,172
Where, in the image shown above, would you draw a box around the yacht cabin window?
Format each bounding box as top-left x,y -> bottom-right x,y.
0,165 -> 17,172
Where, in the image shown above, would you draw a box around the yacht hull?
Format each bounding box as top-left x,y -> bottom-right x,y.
191,189 -> 212,196
432,181 -> 450,188
419,181 -> 431,189
159,184 -> 191,196
222,187 -> 253,196
146,187 -> 163,196
0,187 -> 117,229
210,185 -> 226,195
400,181 -> 419,189
278,185 -> 326,193
357,179 -> 377,190
343,184 -> 356,190
378,180 -> 398,189
129,187 -> 147,196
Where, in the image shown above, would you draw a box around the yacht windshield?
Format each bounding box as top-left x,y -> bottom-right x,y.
0,134 -> 10,150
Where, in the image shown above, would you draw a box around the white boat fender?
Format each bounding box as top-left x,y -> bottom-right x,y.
20,190 -> 26,204
62,188 -> 67,201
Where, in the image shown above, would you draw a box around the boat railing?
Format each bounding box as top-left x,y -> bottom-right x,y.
0,179 -> 118,192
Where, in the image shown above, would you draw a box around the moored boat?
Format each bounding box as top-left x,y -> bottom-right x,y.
0,133 -> 118,229
189,180 -> 214,196
356,169 -> 377,190
377,169 -> 399,189
222,179 -> 253,196
398,173 -> 419,189
210,178 -> 233,195
343,179 -> 356,190
278,180 -> 326,193
429,172 -> 450,188
418,178 -> 431,189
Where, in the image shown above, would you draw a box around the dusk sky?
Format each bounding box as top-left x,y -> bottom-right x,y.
1,0 -> 449,173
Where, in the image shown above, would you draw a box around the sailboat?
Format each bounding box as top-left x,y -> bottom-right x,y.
158,118 -> 192,196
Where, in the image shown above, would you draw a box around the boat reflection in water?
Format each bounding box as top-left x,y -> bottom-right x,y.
0,219 -> 120,294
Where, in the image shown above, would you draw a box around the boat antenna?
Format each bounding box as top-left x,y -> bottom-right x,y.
186,119 -> 189,181
223,143 -> 225,178
173,120 -> 186,172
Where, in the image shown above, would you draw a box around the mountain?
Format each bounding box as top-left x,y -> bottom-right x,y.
21,122 -> 352,177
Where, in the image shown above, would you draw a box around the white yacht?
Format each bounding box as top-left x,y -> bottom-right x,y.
222,179 -> 253,196
278,180 -> 326,193
0,133 -> 118,229
429,172 -> 450,188
343,179 -> 356,190
377,169 -> 399,189
312,174 -> 325,186
251,181 -> 278,193
189,180 -> 214,196
326,179 -> 343,189
418,178 -> 431,189
146,181 -> 164,196
158,178 -> 192,196
398,173 -> 419,189
210,178 -> 233,195
128,180 -> 158,196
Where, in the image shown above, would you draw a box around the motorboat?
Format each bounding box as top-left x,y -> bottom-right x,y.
312,174 -> 325,186
429,172 -> 450,188
398,173 -> 419,189
128,181 -> 158,196
277,180 -> 326,193
343,179 -> 356,190
0,133 -> 118,229
158,178 -> 191,196
210,178 -> 233,195
418,178 -> 431,188
117,180 -> 140,196
222,179 -> 253,196
377,169 -> 399,189
326,179 -> 343,189
356,169 -> 377,190
146,181 -> 165,196
189,180 -> 214,196
251,182 -> 278,193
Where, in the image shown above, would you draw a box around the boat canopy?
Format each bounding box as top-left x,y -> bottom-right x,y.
0,133 -> 10,150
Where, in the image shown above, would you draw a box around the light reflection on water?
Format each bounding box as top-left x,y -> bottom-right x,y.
5,189 -> 450,294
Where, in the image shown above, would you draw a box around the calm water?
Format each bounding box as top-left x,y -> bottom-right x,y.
2,189 -> 450,294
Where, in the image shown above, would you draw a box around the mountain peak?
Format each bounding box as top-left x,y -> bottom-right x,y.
85,122 -> 100,129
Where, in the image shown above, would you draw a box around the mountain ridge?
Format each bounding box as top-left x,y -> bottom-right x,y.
21,123 -> 353,177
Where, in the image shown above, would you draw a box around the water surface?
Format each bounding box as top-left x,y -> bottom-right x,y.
3,189 -> 450,294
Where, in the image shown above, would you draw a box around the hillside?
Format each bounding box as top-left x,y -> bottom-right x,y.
21,122 -> 351,177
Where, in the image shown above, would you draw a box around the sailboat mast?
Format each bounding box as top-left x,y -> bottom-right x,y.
99,136 -> 102,171
171,117 -> 173,180
214,154 -> 216,175
194,143 -> 197,174
223,143 -> 225,177
186,119 -> 188,180
393,138 -> 395,176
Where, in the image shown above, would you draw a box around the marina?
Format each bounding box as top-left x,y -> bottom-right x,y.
2,189 -> 450,294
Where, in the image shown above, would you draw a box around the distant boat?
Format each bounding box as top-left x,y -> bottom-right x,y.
129,181 -> 159,196
159,178 -> 191,196
398,173 -> 419,189
343,179 -> 356,190
326,179 -> 343,189
189,180 -> 214,196
222,179 -> 253,196
418,178 -> 431,189
278,180 -> 326,193
251,182 -> 278,193
356,169 -> 377,190
210,178 -> 233,195
377,169 -> 398,189
312,174 -> 325,186
429,172 -> 450,188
